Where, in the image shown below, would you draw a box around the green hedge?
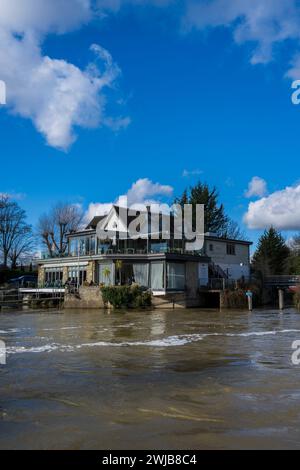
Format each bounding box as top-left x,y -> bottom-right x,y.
101,285 -> 152,309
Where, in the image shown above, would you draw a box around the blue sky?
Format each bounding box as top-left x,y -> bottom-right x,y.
1,1 -> 300,249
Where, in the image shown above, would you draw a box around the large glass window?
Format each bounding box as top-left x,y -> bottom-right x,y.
98,263 -> 114,286
167,263 -> 185,290
150,242 -> 168,254
89,236 -> 96,254
79,237 -> 87,256
97,241 -> 111,255
67,267 -> 87,286
150,262 -> 164,290
69,238 -> 78,257
133,263 -> 149,287
44,268 -> 63,286
69,236 -> 96,256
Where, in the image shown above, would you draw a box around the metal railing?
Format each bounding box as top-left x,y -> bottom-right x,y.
265,275 -> 300,287
41,247 -> 204,260
0,288 -> 65,308
199,278 -> 238,291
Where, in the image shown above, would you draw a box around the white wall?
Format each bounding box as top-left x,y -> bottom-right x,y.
218,262 -> 250,280
205,239 -> 250,280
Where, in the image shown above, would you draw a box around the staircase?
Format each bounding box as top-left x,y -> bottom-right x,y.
209,262 -> 228,280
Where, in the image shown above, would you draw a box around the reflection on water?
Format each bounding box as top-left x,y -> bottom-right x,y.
1,308 -> 300,449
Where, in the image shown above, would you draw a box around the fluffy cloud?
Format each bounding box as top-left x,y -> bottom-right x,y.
125,178 -> 173,205
244,176 -> 268,198
2,0 -> 300,150
100,1 -> 300,77
0,0 -> 129,150
244,183 -> 300,230
0,0 -> 92,34
184,0 -> 300,65
85,178 -> 174,220
286,53 -> 300,80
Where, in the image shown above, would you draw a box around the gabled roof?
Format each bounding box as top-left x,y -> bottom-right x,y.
112,205 -> 147,226
86,215 -> 106,230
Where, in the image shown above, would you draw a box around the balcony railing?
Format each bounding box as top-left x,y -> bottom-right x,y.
199,278 -> 237,290
41,253 -> 70,260
199,277 -> 251,291
42,247 -> 205,259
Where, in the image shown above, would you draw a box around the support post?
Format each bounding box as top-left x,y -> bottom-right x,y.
246,290 -> 253,312
247,295 -> 253,312
279,289 -> 284,312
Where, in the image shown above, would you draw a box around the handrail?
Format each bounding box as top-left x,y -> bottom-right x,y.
265,275 -> 300,286
40,248 -> 204,260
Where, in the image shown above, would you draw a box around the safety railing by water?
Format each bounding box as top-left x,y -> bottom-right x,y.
0,288 -> 65,308
265,275 -> 300,287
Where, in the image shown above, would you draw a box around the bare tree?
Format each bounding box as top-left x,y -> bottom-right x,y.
0,195 -> 33,267
37,202 -> 83,257
37,213 -> 55,258
8,226 -> 36,269
221,220 -> 247,241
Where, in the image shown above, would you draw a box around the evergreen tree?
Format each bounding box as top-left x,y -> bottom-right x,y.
287,234 -> 300,274
175,182 -> 244,238
252,227 -> 290,276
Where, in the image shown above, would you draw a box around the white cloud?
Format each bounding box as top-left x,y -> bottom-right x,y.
125,178 -> 173,205
0,0 -> 129,150
286,53 -> 300,80
245,176 -> 268,198
0,0 -> 92,34
2,0 -> 300,150
85,178 -> 174,220
184,0 -> 300,65
244,183 -> 300,230
85,202 -> 114,220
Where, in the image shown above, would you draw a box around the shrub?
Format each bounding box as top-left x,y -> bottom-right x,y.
221,283 -> 261,309
100,285 -> 152,309
222,289 -> 248,309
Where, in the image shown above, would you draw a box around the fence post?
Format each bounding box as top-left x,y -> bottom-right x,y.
246,290 -> 253,312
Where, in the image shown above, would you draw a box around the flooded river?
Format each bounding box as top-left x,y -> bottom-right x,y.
1,308 -> 300,449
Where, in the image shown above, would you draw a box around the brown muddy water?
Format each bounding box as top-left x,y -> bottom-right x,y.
1,308 -> 300,450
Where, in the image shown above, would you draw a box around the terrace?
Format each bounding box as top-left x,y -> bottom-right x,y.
41,234 -> 204,260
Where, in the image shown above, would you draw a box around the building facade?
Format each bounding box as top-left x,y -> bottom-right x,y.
37,206 -> 252,296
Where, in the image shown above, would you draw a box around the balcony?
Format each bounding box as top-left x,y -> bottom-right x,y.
41,239 -> 206,260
